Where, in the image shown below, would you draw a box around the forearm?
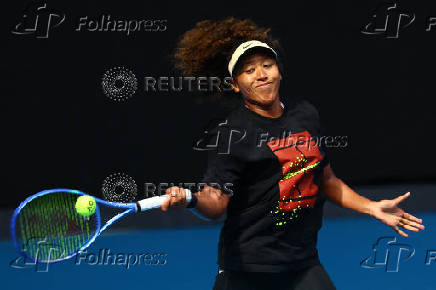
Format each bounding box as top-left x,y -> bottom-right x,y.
191,185 -> 229,220
321,171 -> 375,216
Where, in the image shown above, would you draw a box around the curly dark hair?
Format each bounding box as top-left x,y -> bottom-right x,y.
172,17 -> 284,102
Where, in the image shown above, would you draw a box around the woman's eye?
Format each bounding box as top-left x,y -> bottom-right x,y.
245,68 -> 255,74
264,63 -> 273,68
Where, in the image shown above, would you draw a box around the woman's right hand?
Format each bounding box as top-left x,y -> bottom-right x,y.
160,186 -> 189,211
160,185 -> 230,220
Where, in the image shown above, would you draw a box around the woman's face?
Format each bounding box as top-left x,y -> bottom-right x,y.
232,52 -> 282,108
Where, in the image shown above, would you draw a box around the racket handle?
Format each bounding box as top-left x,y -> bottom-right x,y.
136,195 -> 168,212
136,189 -> 193,212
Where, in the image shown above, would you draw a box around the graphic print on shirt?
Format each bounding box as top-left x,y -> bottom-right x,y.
267,130 -> 323,227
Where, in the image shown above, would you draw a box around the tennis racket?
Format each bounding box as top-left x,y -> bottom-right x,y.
10,188 -> 193,263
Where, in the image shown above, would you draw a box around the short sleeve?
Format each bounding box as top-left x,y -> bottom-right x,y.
199,120 -> 246,196
301,100 -> 330,169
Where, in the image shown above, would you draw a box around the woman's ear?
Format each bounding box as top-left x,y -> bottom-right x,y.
232,78 -> 240,93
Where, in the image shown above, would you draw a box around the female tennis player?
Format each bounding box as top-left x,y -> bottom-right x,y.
160,18 -> 425,290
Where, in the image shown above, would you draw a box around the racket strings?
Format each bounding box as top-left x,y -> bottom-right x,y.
15,192 -> 97,262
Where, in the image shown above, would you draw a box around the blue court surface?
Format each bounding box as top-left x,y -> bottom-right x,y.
2,212 -> 435,290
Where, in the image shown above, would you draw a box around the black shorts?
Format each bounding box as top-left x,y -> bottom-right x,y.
212,263 -> 336,290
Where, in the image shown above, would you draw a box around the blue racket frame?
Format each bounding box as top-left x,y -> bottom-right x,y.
10,188 -> 137,263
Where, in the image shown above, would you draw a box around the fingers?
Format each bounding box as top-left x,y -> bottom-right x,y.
160,195 -> 171,212
160,187 -> 187,211
399,215 -> 425,231
393,213 -> 425,237
403,212 -> 423,225
398,219 -> 418,232
393,225 -> 409,238
394,192 -> 410,204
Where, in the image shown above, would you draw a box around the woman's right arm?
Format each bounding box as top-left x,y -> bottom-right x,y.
160,185 -> 230,220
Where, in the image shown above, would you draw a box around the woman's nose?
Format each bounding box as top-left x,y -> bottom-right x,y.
256,67 -> 267,79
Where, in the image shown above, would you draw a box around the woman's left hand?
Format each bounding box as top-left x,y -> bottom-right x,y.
369,192 -> 425,238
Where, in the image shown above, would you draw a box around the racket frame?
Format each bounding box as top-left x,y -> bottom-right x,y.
10,188 -> 136,263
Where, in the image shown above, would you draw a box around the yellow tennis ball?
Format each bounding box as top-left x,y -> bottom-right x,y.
75,195 -> 96,217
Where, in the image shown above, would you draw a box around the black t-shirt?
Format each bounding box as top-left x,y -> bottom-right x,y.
200,97 -> 330,272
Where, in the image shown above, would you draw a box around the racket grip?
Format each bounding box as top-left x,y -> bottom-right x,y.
136,195 -> 168,212
136,189 -> 193,212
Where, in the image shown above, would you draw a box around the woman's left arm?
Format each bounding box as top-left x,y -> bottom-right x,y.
321,164 -> 425,238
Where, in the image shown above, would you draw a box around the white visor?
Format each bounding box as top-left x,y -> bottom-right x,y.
228,40 -> 277,77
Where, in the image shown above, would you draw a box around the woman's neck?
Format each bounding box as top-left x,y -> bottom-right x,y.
244,98 -> 284,118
